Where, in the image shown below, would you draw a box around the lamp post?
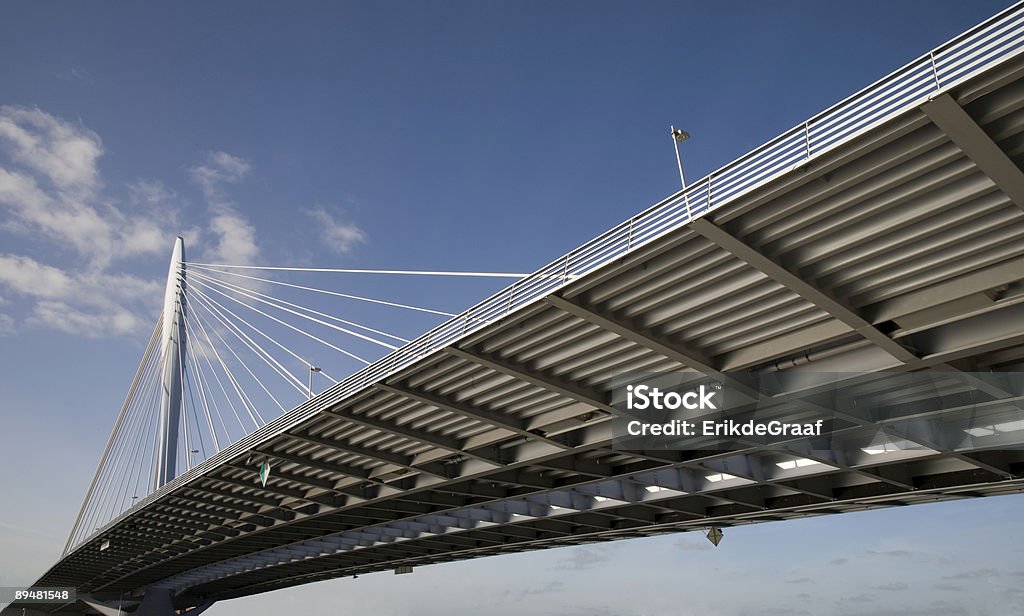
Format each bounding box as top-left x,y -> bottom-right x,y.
670,125 -> 690,190
308,365 -> 321,399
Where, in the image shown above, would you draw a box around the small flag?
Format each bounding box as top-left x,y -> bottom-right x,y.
259,460 -> 271,487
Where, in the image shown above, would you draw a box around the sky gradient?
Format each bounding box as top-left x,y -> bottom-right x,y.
1,2 -> 1022,615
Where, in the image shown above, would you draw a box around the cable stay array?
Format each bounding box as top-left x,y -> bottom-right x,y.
65,259 -> 520,552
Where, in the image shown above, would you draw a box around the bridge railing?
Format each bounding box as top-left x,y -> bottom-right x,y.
69,0 -> 1024,555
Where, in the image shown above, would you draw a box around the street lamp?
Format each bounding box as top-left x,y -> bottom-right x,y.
308,365 -> 321,399
670,125 -> 690,190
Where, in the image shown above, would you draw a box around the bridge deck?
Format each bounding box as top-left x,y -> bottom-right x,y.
11,4 -> 1024,614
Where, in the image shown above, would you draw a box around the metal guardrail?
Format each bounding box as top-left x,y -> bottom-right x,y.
67,1 -> 1024,555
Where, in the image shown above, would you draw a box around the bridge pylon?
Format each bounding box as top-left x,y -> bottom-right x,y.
154,237 -> 186,490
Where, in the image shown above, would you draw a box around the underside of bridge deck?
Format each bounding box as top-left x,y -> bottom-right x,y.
8,11 -> 1024,616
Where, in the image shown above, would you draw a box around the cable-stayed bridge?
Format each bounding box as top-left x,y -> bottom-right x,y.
8,4 -> 1024,615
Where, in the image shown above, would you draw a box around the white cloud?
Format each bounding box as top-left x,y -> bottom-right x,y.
210,151 -> 250,180
0,107 -> 176,336
0,254 -> 162,338
29,300 -> 145,337
55,67 -> 95,85
190,151 -> 260,264
0,167 -> 51,215
0,106 -> 168,272
190,150 -> 250,199
0,106 -> 101,193
127,179 -> 178,210
208,208 -> 259,263
0,110 -> 342,338
306,206 -> 366,255
0,254 -> 75,298
0,313 -> 13,336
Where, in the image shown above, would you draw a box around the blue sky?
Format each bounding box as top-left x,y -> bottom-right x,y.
1,1 -> 1023,615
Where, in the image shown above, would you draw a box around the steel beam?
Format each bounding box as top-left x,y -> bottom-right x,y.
376,382 -> 565,446
922,92 -> 1024,212
545,294 -> 720,373
286,431 -> 452,479
447,346 -> 617,417
689,218 -> 918,363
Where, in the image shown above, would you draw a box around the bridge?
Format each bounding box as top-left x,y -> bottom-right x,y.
7,3 -> 1024,615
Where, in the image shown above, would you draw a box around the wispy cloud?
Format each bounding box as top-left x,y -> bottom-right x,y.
872,582 -> 909,591
941,568 -> 1000,580
0,109 -> 351,339
190,151 -> 259,264
0,104 -> 169,270
552,546 -> 614,571
191,151 -> 250,193
0,106 -> 101,192
0,107 -> 174,273
856,602 -> 969,616
0,254 -> 161,336
0,313 -> 13,336
306,206 -> 366,256
864,549 -> 913,558
502,581 -> 564,601
55,66 -> 95,85
839,593 -> 875,603
558,605 -> 621,616
0,106 -> 176,335
0,254 -> 74,298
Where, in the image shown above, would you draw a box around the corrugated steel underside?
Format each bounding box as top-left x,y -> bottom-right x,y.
18,44 -> 1024,616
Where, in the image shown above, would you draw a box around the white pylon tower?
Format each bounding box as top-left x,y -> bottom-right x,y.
154,237 -> 187,490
